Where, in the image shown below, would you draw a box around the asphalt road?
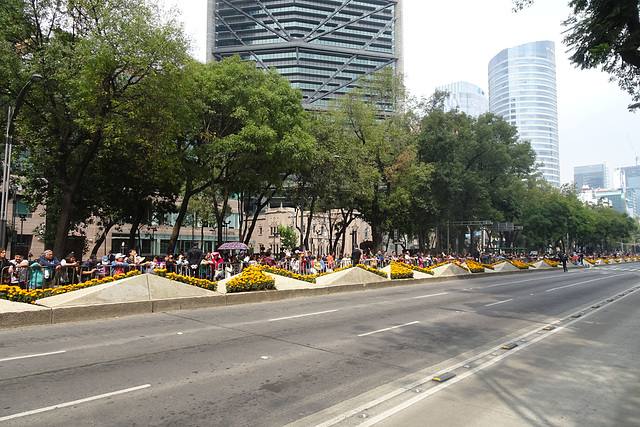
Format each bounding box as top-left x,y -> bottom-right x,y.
0,264 -> 638,426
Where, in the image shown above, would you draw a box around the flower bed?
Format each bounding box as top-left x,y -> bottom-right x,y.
155,269 -> 217,291
226,266 -> 275,293
316,264 -> 354,278
481,262 -> 496,270
464,260 -> 485,273
390,262 -> 414,279
262,265 -> 316,283
356,264 -> 388,278
403,263 -> 435,275
509,259 -> 530,270
544,259 -> 560,267
0,270 -> 141,304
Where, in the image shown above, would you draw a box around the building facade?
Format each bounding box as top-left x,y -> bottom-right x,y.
488,41 -> 560,186
435,81 -> 489,117
613,165 -> 640,217
207,0 -> 403,109
574,163 -> 610,190
579,187 -> 634,217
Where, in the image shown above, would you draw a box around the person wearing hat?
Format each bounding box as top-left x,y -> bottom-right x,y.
81,255 -> 100,282
186,242 -> 203,278
110,253 -> 129,276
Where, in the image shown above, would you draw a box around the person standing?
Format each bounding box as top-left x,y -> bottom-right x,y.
81,255 -> 100,282
38,250 -> 62,287
186,242 -> 203,278
28,258 -> 46,290
9,253 -> 29,288
351,244 -> 362,266
0,248 -> 12,284
110,253 -> 129,275
560,253 -> 568,272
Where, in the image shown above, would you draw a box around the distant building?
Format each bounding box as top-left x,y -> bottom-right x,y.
574,164 -> 610,190
207,0 -> 403,109
613,165 -> 640,217
488,41 -> 560,187
579,187 -> 634,217
435,81 -> 489,117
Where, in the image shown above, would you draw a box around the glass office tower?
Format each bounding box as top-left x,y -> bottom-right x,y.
573,163 -> 609,190
488,41 -> 559,186
207,0 -> 403,109
435,81 -> 489,117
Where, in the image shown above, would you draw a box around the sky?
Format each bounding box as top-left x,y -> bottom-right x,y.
161,0 -> 640,185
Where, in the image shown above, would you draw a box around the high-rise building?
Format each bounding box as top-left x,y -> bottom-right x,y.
574,163 -> 610,190
207,0 -> 403,109
435,81 -> 489,117
613,165 -> 640,217
488,41 -> 559,186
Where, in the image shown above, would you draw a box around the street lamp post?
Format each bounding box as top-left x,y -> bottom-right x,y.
270,221 -> 279,253
210,225 -> 217,251
1,74 -> 44,250
222,220 -> 231,244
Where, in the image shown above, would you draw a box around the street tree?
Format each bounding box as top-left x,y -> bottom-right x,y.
167,57 -> 314,251
277,224 -> 298,252
331,67 -> 415,252
1,0 -> 191,257
417,91 -> 536,253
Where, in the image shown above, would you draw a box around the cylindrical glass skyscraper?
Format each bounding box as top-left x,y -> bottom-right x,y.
488,41 -> 559,186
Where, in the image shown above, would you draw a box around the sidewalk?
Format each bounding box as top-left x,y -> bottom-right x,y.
372,287 -> 640,427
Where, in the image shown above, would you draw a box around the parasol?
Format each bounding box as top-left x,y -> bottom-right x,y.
217,242 -> 249,251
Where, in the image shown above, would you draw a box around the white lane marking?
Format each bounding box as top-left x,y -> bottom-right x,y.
358,327 -> 561,427
358,321 -> 420,337
545,276 -> 613,292
312,285 -> 639,427
357,286 -> 640,427
0,350 -> 66,363
0,384 -> 151,422
485,299 -> 513,307
414,292 -> 448,299
269,309 -> 339,322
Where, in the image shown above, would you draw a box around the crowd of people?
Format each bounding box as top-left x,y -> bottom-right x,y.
1,241 -> 633,291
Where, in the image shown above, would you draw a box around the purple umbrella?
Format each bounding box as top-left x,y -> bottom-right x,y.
217,242 -> 249,251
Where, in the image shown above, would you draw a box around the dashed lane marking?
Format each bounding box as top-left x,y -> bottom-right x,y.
358,321 -> 420,337
269,309 -> 339,322
0,350 -> 66,363
413,292 -> 449,299
0,384 -> 151,422
485,299 -> 513,307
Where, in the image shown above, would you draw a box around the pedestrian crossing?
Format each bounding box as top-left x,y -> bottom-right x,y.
589,265 -> 640,275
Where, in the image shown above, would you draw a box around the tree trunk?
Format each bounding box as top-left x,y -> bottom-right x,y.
303,198 -> 316,250
91,221 -> 115,256
53,190 -> 74,259
168,179 -> 212,252
372,224 -> 384,253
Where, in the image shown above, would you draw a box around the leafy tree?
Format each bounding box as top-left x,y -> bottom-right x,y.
417,91 -> 536,253
331,67 -> 415,252
1,0 -> 190,257
514,0 -> 640,100
277,224 -> 298,252
168,57 -> 314,251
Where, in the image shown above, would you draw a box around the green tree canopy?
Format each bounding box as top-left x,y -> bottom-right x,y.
1,0 -> 191,257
